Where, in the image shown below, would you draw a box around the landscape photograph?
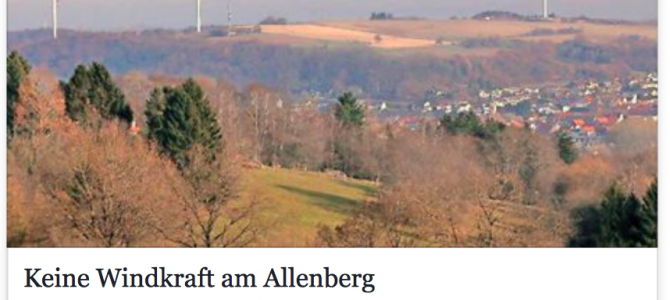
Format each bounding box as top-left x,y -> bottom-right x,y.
6,0 -> 658,247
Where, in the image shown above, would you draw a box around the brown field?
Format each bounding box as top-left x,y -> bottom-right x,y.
208,32 -> 322,47
201,19 -> 657,61
260,24 -> 438,49
320,19 -> 657,43
211,19 -> 657,59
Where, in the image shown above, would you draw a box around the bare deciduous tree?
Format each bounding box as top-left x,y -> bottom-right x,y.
33,123 -> 183,247
164,146 -> 260,247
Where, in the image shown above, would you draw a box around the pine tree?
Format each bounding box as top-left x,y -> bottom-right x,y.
597,186 -> 646,247
557,132 -> 578,164
567,205 -> 602,247
145,79 -> 222,168
7,51 -> 32,138
329,92 -> 367,178
335,92 -> 365,128
62,62 -> 133,124
641,179 -> 657,247
439,112 -> 503,139
484,119 -> 506,137
182,79 -> 221,151
568,182 -> 657,247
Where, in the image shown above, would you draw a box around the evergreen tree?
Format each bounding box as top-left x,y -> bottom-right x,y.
484,119 -> 506,137
145,79 -> 222,168
62,62 -> 133,124
641,179 -> 658,247
182,79 -> 221,151
335,92 -> 365,128
597,186 -> 646,247
567,205 -> 602,247
329,92 -> 371,179
439,112 -> 504,139
441,112 -> 478,136
568,182 -> 657,247
557,132 -> 578,164
7,51 -> 32,138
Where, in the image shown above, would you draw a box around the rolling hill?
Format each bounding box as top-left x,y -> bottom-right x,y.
241,168 -> 377,247
319,19 -> 657,43
7,18 -> 657,103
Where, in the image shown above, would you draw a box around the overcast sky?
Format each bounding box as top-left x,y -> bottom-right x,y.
8,0 -> 657,31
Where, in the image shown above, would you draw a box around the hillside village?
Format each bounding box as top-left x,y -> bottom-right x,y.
335,72 -> 659,152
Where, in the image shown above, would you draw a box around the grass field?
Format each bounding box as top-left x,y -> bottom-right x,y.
239,167 -> 567,247
240,168 -> 377,247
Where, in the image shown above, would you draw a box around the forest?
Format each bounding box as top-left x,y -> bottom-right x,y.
7,50 -> 657,247
8,30 -> 657,102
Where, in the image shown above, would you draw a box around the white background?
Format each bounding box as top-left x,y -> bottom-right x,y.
1,1 -> 667,299
7,248 -> 659,299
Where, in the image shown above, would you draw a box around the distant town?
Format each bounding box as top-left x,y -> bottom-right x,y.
306,71 -> 658,153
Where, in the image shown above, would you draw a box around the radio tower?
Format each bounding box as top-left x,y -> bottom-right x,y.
52,0 -> 59,39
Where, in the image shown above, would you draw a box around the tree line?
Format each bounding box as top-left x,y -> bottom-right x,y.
7,52 -> 255,247
7,51 -> 657,247
8,31 -> 657,103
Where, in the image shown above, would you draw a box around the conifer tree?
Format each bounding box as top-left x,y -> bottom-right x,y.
641,179 -> 658,247
182,79 -> 221,151
567,205 -> 602,247
7,51 -> 32,138
145,79 -> 222,168
557,132 -> 578,164
568,181 -> 657,247
597,186 -> 646,247
62,62 -> 133,124
335,92 -> 365,128
439,112 -> 503,139
329,92 -> 369,178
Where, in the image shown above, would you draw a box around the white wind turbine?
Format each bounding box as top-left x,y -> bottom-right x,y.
227,1 -> 233,32
543,0 -> 549,19
196,0 -> 203,33
52,0 -> 59,39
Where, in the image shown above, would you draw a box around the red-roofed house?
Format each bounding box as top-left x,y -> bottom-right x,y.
582,125 -> 596,135
595,116 -> 613,126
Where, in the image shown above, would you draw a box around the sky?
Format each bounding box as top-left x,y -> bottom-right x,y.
8,0 -> 658,31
